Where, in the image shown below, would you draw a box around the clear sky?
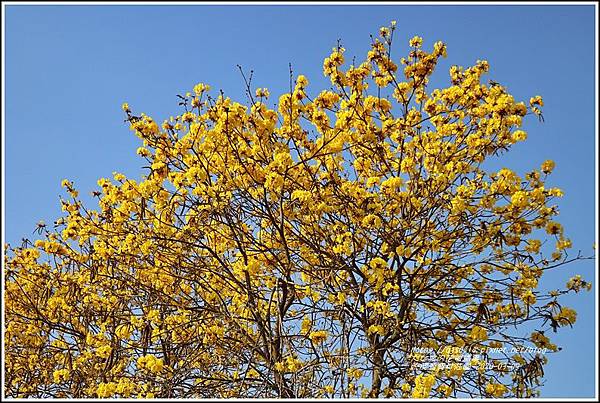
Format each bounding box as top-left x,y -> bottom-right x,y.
4,4 -> 596,398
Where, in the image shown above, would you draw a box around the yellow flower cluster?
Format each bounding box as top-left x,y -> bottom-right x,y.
469,325 -> 488,341
566,275 -> 592,292
308,330 -> 328,344
137,354 -> 164,374
411,373 -> 436,398
274,355 -> 303,373
485,383 -> 508,397
554,307 -> 577,327
531,331 -> 558,352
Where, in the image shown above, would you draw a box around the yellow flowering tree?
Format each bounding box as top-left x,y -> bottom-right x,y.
5,23 -> 593,398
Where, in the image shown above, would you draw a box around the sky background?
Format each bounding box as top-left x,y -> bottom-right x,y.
4,4 -> 597,398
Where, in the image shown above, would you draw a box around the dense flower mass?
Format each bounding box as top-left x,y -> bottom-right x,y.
4,23 -> 592,398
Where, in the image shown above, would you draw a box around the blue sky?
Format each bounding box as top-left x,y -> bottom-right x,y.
4,4 -> 596,398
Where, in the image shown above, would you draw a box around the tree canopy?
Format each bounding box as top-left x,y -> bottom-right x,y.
4,22 -> 592,398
